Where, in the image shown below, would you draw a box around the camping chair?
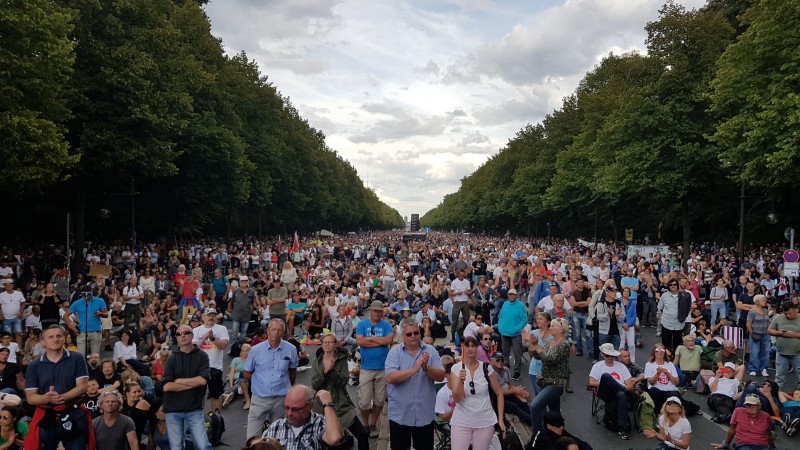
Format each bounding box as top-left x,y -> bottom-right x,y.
720,325 -> 745,364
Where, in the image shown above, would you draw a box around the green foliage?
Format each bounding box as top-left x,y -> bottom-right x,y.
0,0 -> 78,191
710,0 -> 800,190
1,0 -> 401,240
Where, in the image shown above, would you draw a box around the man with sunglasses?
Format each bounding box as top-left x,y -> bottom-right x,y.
658,278 -> 692,351
355,300 -> 394,438
262,385 -> 343,450
160,324 -> 212,450
588,343 -> 635,440
385,318 -> 445,450
768,300 -> 800,392
712,394 -> 774,450
489,351 -> 531,423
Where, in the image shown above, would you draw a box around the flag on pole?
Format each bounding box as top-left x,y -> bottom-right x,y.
292,231 -> 299,253
277,236 -> 282,253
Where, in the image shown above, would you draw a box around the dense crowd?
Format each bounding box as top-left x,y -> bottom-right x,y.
0,232 -> 799,450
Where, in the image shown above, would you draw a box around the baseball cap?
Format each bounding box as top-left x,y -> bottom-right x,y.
1,279 -> 12,285
239,275 -> 248,282
507,289 -> 518,295
491,352 -> 504,360
190,314 -> 201,321
723,362 -> 736,371
204,308 -> 217,315
0,348 -> 9,354
666,396 -> 682,406
543,411 -> 565,427
546,270 -> 555,276
743,394 -> 760,405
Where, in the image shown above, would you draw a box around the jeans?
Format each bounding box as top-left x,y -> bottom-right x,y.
599,333 -> 620,350
529,385 -> 563,433
710,301 -> 727,326
775,353 -> 800,391
748,335 -> 770,373
501,334 -> 522,374
166,409 -> 212,450
597,373 -> 631,431
231,320 -> 249,345
493,298 -> 506,326
572,313 -> 590,354
736,383 -> 773,415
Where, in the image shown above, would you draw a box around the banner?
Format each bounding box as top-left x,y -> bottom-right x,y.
625,229 -> 633,242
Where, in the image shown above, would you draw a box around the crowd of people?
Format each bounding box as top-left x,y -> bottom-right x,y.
0,232 -> 799,449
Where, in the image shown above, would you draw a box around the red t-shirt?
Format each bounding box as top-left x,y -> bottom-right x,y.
730,408 -> 771,447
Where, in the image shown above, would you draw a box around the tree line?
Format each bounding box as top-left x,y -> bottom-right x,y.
0,0 -> 404,246
421,0 -> 800,250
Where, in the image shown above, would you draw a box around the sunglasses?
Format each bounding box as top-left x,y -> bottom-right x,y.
493,358 -> 504,362
469,380 -> 475,395
666,401 -> 680,406
405,331 -> 420,337
175,331 -> 193,337
655,348 -> 666,352
481,337 -> 491,341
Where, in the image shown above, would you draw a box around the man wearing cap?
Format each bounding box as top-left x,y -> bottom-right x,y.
0,279 -> 25,348
385,318 -> 445,450
69,285 -> 108,356
192,307 -> 229,412
712,394 -> 774,450
498,288 -> 527,380
355,300 -> 394,438
227,275 -> 255,349
489,351 -> 531,423
529,411 -> 593,450
266,278 -> 289,337
708,361 -> 745,423
588,343 -> 635,440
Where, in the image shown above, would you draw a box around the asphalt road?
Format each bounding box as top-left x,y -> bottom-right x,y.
153,323 -> 798,450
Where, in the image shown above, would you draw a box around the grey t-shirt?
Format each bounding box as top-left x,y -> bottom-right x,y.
93,414 -> 135,448
231,288 -> 255,322
267,286 -> 288,316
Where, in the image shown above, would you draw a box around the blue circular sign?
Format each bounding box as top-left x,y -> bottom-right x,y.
784,249 -> 799,263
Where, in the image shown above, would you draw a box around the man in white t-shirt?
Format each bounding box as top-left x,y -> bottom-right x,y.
588,343 -> 634,440
537,286 -> 572,314
707,361 -> 744,423
192,307 -> 230,412
434,355 -> 456,424
0,279 -> 25,347
449,270 -> 472,333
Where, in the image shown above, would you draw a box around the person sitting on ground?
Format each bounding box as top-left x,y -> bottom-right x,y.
434,355 -> 456,424
261,385 -> 343,450
778,389 -> 800,436
221,344 -> 251,410
708,362 -> 745,424
644,343 -> 681,413
618,348 -> 646,393
528,411 -> 593,450
712,395 -> 774,450
587,343 -> 635,440
642,396 -> 692,450
673,334 -> 702,388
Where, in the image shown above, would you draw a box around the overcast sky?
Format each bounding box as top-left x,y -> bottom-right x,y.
204,0 -> 706,221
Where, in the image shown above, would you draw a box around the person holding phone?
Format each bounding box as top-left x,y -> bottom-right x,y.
69,286 -> 108,356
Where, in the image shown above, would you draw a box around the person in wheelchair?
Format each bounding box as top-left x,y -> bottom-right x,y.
587,343 -> 635,440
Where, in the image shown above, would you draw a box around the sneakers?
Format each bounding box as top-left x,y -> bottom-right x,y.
787,418 -> 800,437
761,369 -> 769,377
221,392 -> 234,409
619,430 -> 631,440
512,372 -> 521,380
749,371 -> 757,376
656,331 -> 662,337
369,425 -> 380,438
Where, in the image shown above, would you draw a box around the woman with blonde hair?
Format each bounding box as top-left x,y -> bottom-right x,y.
746,294 -> 771,377
527,318 -> 571,434
642,396 -> 692,449
280,261 -> 297,289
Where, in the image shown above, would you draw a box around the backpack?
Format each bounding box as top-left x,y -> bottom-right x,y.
638,392 -> 656,432
205,410 -> 226,446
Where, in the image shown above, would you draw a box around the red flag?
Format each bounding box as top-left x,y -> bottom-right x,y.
292,231 -> 299,252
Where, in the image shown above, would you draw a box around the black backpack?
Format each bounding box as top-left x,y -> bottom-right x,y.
205,410 -> 226,446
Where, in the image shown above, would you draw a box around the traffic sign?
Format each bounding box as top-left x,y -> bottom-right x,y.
784,249 -> 800,263
785,262 -> 800,277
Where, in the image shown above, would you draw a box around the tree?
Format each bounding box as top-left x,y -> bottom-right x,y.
0,0 -> 78,191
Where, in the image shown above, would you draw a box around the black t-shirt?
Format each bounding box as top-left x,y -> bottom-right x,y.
472,260 -> 487,277
96,373 -> 122,393
606,301 -> 620,336
0,362 -> 20,391
81,392 -> 102,418
572,287 -> 591,314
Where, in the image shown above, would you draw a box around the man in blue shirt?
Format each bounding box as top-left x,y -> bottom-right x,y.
356,300 -> 394,438
499,289 -> 528,380
385,318 -> 445,450
70,285 -> 108,356
243,318 -> 298,439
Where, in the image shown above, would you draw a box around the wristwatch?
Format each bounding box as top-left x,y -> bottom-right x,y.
322,402 -> 335,409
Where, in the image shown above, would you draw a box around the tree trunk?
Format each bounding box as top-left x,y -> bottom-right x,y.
682,198 -> 691,268
71,189 -> 86,283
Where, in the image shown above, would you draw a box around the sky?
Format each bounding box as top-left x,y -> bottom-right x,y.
203,0 -> 707,221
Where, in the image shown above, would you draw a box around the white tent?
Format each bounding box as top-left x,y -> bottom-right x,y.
315,229 -> 334,237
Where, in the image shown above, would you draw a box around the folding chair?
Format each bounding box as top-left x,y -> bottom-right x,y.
720,325 -> 745,364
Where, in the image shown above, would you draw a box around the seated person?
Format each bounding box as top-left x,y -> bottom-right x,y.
707,362 -> 745,423
434,355 -> 456,424
529,411 -> 593,450
711,395 -> 774,450
619,348 -> 646,393
463,313 -> 494,339
778,389 -> 800,437
386,297 -> 409,322
736,379 -> 782,417
490,351 -> 531,423
673,334 -> 702,387
420,316 -> 435,345
587,343 -> 635,440
285,293 -> 307,335
713,339 -> 745,376
644,343 -> 681,413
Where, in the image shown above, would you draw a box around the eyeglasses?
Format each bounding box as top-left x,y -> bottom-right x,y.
481,337 -> 491,341
469,380 -> 475,395
475,317 -> 482,321
284,403 -> 311,413
0,415 -> 11,420
405,331 -> 420,337
175,331 -> 193,337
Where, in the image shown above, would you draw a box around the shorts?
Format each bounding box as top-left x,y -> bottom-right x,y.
208,368 -> 224,399
389,421 -> 434,450
2,319 -> 22,335
100,316 -> 112,331
358,369 -> 386,410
